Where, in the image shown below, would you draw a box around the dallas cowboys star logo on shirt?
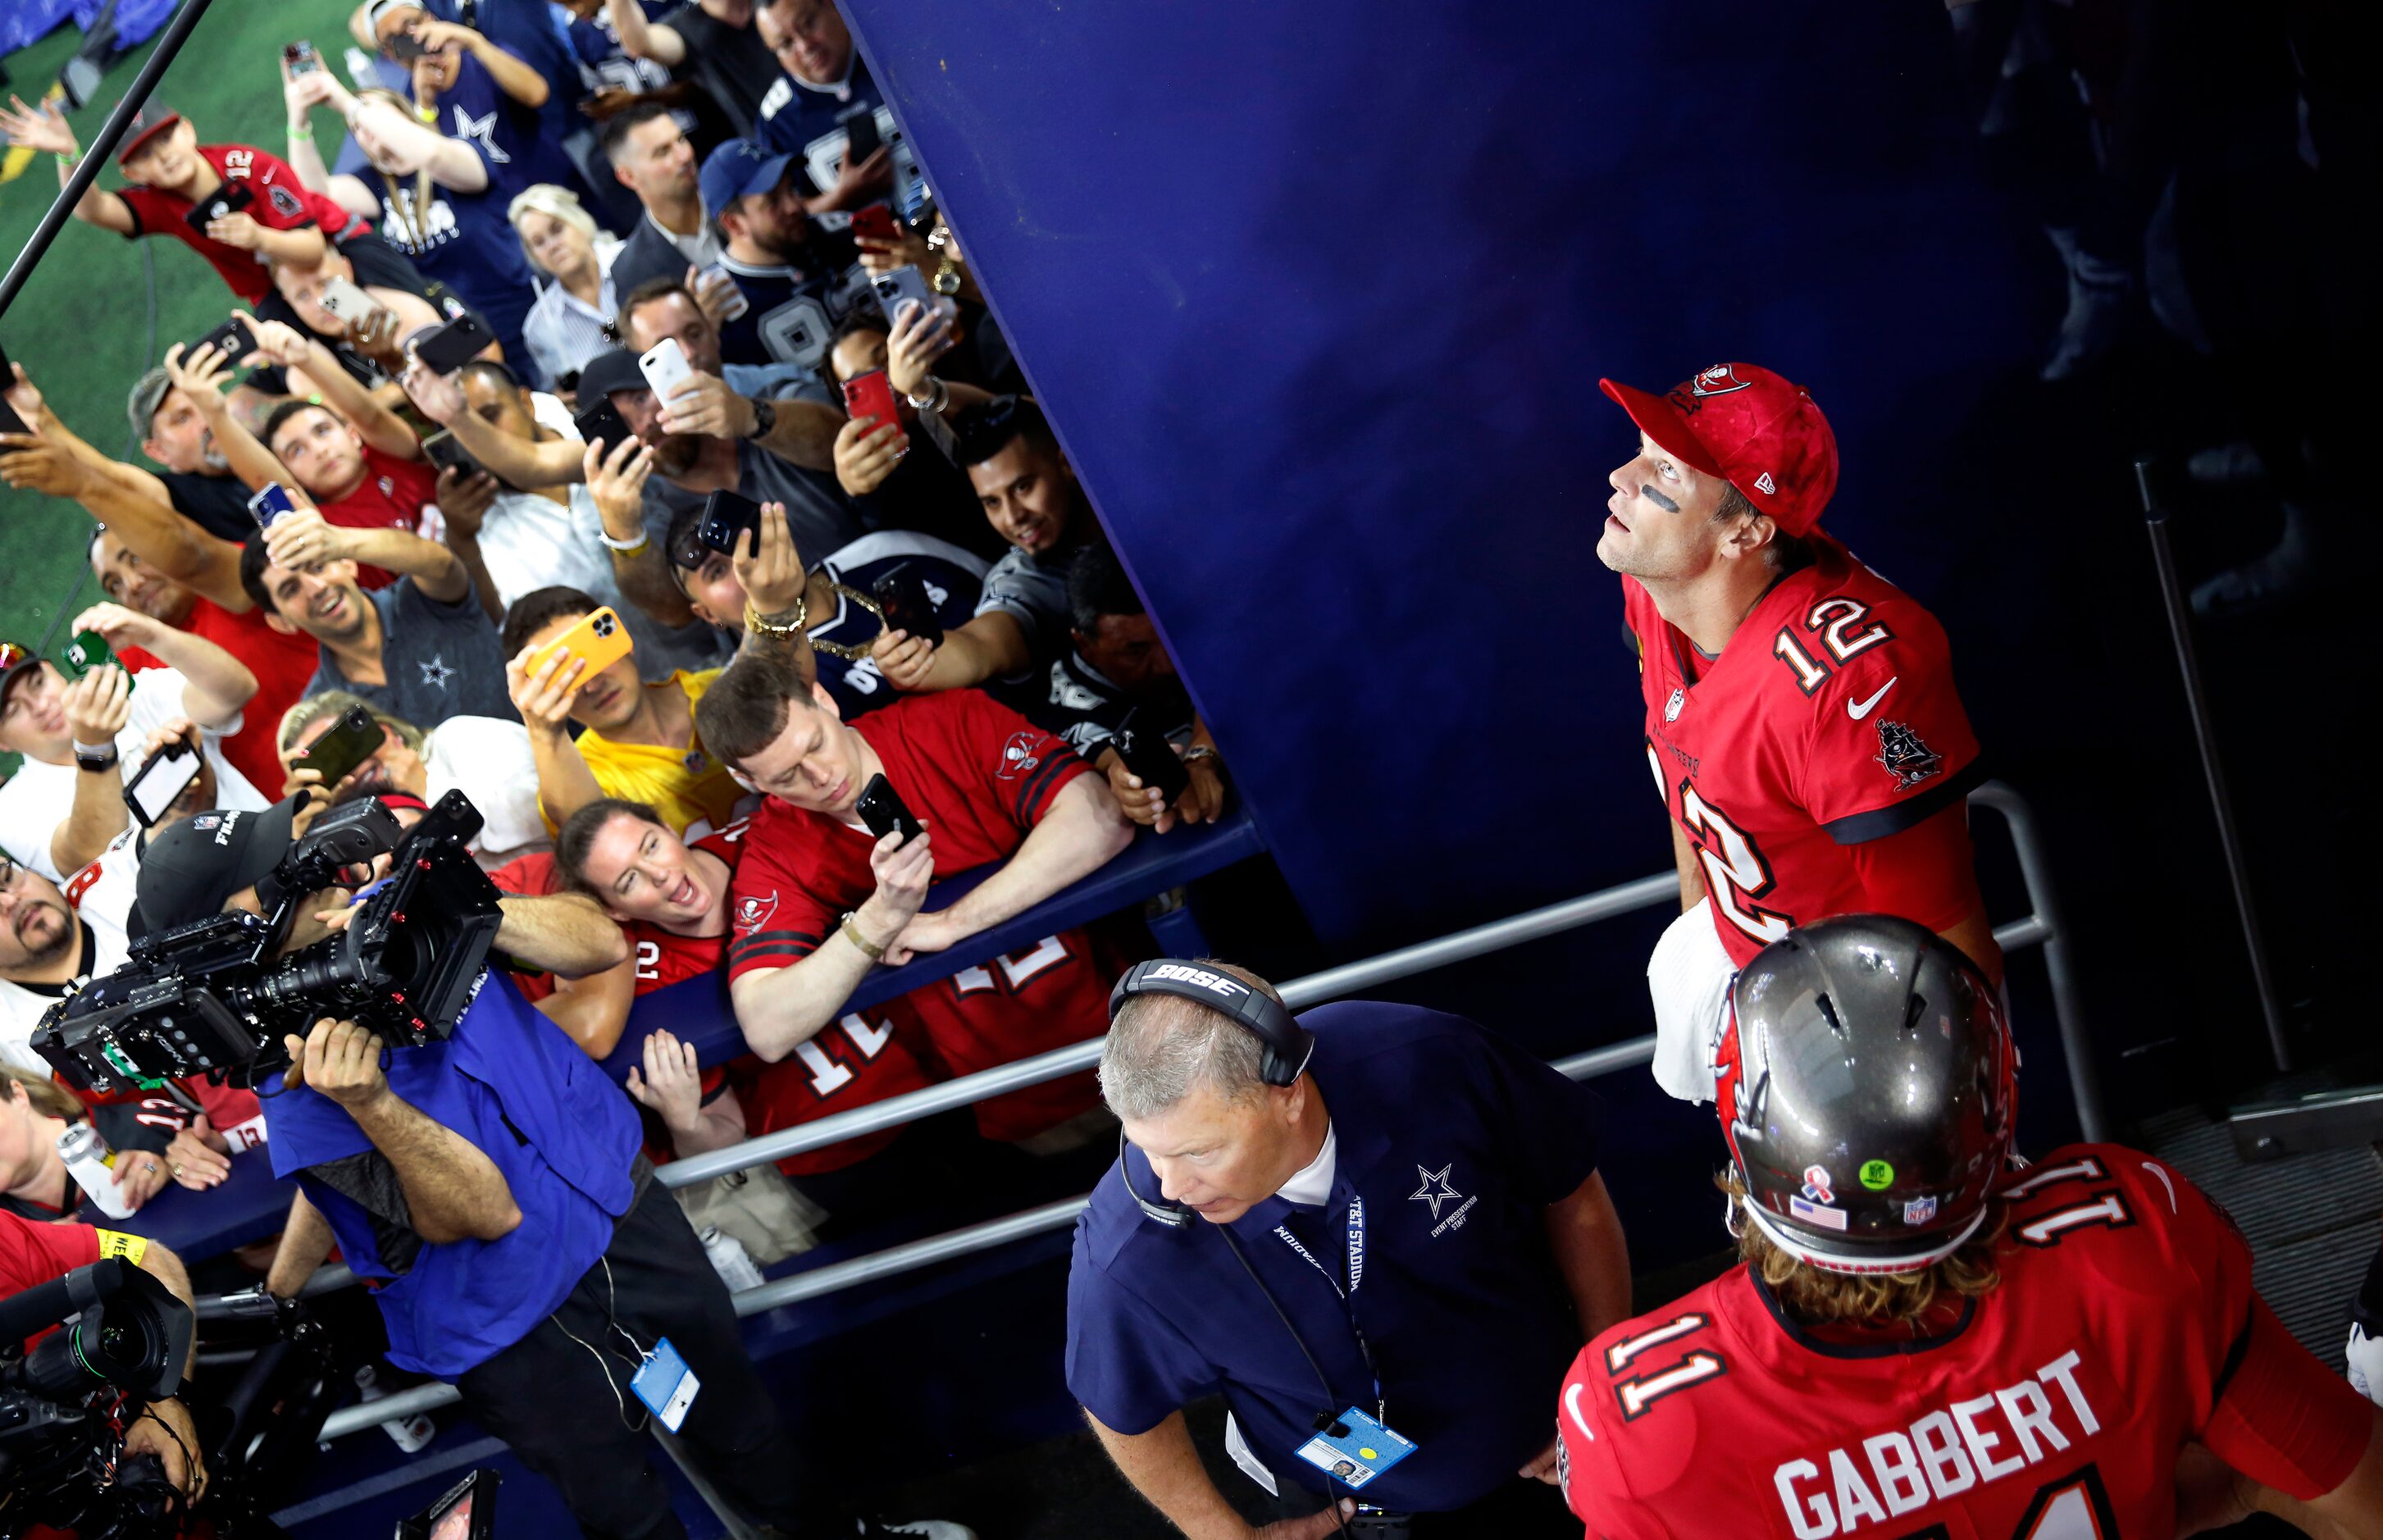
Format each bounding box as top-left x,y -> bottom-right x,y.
1408,1164 -> 1461,1219
452,105 -> 512,164
418,654 -> 457,690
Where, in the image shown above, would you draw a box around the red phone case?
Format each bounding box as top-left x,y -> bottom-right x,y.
842,370 -> 903,434
850,206 -> 900,244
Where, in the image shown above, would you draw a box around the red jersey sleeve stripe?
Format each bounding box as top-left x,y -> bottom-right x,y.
1820,757 -> 1988,845
1012,750 -> 1083,827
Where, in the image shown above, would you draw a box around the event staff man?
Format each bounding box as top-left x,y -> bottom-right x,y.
0,1210 -> 207,1502
1556,914 -> 2383,1536
1596,362 -> 1996,1105
122,802 -> 883,1540
1068,962 -> 1631,1538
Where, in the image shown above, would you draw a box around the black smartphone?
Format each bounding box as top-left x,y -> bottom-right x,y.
190,314 -> 257,367
282,40 -> 321,75
1115,726 -> 1191,804
419,428 -> 508,490
297,704 -> 383,790
696,489 -> 763,557
854,773 -> 923,845
385,30 -> 428,62
838,101 -> 882,166
124,739 -> 202,828
412,312 -> 494,374
182,181 -> 254,236
871,571 -> 942,649
573,398 -> 632,452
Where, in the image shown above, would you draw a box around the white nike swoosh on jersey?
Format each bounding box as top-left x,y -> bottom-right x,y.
1848,678 -> 1898,720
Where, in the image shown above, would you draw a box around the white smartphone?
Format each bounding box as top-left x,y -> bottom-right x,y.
638,337 -> 695,399
318,276 -> 379,323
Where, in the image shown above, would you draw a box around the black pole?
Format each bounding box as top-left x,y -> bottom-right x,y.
2136,458 -> 2294,1073
0,0 -> 221,323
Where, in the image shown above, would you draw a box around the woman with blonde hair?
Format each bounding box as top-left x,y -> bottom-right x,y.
509,184 -> 626,393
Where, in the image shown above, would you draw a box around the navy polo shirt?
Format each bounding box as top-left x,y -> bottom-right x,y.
1065,1002 -> 1604,1512
267,972 -> 642,1378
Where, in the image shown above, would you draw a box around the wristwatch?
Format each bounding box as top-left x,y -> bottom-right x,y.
904,376 -> 950,415
740,397 -> 777,441
840,911 -> 887,962
72,741 -> 120,773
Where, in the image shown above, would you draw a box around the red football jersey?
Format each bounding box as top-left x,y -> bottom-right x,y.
321,447 -> 439,589
1557,1145 -> 2372,1538
117,144 -> 369,303
1624,535 -> 1984,967
112,595 -> 321,798
727,690 -> 1109,1143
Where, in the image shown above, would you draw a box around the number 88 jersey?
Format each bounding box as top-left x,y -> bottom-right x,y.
1623,534 -> 1984,968
1555,1146 -> 2373,1538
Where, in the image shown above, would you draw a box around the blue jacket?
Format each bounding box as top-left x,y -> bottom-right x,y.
267,972 -> 641,1378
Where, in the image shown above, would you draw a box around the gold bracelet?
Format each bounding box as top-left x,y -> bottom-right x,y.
742,595 -> 809,635
840,911 -> 886,962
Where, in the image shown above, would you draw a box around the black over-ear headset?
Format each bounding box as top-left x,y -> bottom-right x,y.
1110,959 -> 1315,1228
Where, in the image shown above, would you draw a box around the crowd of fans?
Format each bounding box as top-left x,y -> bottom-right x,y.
0,5 -> 1237,1525
5,5 -> 2370,1538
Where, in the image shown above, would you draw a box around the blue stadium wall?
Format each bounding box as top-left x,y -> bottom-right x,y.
843,1 -> 2215,1125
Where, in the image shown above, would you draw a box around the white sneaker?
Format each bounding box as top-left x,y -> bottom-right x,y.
2348,1319 -> 2383,1407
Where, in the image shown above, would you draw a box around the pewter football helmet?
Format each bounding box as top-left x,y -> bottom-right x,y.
1713,914 -> 2013,1274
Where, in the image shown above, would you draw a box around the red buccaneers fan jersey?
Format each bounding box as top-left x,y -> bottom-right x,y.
1624,535 -> 1984,967
1556,1146 -> 2372,1538
727,691 -> 1111,1145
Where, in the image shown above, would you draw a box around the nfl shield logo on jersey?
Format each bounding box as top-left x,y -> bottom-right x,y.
1873,718 -> 1943,790
1664,687 -> 1685,723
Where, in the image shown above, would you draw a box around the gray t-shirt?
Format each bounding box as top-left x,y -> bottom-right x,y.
306,577 -> 515,728
643,438 -> 868,575
976,542 -> 1080,667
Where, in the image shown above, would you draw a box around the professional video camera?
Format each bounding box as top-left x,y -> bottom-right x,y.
31,791 -> 505,1095
0,1258 -> 195,1540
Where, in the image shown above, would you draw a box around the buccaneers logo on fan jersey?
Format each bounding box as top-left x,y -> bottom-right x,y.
1874,718 -> 1943,790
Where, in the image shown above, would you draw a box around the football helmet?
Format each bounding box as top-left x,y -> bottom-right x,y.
1713,914 -> 2014,1274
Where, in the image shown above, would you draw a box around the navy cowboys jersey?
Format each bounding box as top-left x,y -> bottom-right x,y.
806,531 -> 987,718
716,226 -> 875,371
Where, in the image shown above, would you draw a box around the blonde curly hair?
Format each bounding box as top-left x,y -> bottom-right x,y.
1722,1169 -> 2008,1325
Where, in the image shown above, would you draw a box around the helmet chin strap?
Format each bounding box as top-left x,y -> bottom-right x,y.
1737,1196 -> 1990,1278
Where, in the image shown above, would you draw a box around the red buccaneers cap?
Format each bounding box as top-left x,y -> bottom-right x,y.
1599,362 -> 1839,536
115,102 -> 184,165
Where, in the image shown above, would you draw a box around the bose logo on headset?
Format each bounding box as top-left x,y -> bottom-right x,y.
1144,964 -> 1247,999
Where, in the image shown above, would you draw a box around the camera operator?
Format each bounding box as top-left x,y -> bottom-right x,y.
124,806 -> 847,1540
0,1208 -> 206,1503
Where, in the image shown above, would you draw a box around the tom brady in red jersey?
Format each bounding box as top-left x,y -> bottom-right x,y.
1555,915 -> 2381,1538
1598,362 -> 1998,1105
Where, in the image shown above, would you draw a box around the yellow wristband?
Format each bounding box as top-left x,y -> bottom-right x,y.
95,1230 -> 151,1266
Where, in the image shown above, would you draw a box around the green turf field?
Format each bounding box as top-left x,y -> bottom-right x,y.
0,0 -> 364,656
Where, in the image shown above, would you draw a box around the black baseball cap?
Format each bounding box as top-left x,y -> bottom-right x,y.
116,103 -> 184,166
0,640 -> 46,713
130,797 -> 304,940
576,349 -> 649,406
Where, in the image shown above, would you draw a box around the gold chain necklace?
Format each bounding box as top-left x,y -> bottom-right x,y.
805,583 -> 886,662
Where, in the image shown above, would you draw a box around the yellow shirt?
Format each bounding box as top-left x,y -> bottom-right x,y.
570,668 -> 745,837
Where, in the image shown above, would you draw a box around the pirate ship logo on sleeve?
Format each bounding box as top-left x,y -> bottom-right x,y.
1874,719 -> 1943,790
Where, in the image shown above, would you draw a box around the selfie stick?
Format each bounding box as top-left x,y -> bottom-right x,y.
0,0 -> 223,322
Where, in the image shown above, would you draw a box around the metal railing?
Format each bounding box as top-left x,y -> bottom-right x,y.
312,780 -> 2093,1441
